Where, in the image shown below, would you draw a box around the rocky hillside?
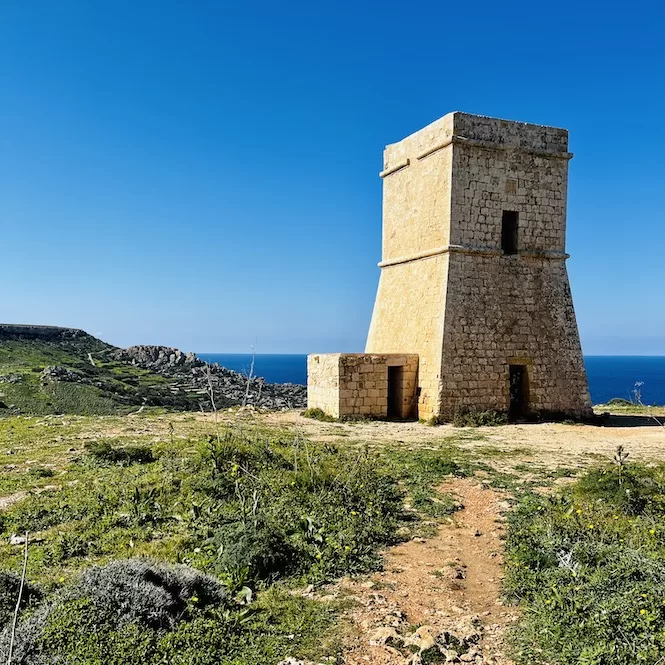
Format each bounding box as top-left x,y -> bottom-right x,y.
0,325 -> 305,416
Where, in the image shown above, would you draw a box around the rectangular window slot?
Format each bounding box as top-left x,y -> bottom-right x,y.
501,211 -> 519,255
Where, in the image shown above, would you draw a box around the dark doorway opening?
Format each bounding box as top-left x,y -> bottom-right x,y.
501,210 -> 519,255
508,364 -> 528,421
387,366 -> 403,419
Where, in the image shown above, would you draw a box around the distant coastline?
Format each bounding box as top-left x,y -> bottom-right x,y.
198,353 -> 665,406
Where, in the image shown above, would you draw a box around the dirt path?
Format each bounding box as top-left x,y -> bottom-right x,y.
335,478 -> 517,664
263,411 -> 665,470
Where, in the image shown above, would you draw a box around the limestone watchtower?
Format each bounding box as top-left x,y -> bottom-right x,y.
308,112 -> 592,421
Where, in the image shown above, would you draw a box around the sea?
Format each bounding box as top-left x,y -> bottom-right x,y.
197,354 -> 665,406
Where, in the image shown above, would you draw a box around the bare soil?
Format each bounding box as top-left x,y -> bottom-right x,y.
266,411 -> 665,469
329,478 -> 516,664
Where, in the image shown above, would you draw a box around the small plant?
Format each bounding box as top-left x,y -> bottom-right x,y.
214,521 -> 298,584
301,407 -> 336,422
340,413 -> 380,423
452,409 -> 508,427
28,466 -> 55,478
613,445 -> 629,486
429,410 -> 508,427
84,440 -> 155,466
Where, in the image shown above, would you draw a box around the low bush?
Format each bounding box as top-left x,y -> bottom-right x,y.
0,570 -> 42,630
607,397 -> 633,406
504,457 -> 665,664
84,440 -> 155,466
0,559 -> 230,664
452,409 -> 508,427
301,407 -> 336,422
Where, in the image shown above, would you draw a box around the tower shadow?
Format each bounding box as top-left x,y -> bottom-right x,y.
596,413 -> 664,428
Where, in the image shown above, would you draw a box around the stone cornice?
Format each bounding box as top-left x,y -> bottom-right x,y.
380,135 -> 573,178
378,245 -> 569,268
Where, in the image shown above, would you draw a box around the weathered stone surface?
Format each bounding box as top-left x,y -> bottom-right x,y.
310,111 -> 592,421
308,353 -> 417,419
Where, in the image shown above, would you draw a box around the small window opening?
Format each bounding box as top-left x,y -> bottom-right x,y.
501,211 -> 519,255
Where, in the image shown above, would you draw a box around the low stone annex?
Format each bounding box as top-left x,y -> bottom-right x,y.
307,111 -> 592,422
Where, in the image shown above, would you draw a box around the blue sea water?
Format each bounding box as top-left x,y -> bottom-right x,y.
197,354 -> 665,406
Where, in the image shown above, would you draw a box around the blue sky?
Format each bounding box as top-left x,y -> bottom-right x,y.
1,1 -> 663,354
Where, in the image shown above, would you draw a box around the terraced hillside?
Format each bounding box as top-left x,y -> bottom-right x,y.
0,325 -> 305,416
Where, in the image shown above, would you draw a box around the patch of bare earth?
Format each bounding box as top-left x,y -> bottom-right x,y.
265,411 -> 665,469
329,478 -> 516,664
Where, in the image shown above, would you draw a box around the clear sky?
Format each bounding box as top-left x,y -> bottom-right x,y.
1,1 -> 663,354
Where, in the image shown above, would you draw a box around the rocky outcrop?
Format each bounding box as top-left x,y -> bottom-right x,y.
0,324 -> 112,353
41,365 -> 87,384
111,345 -> 306,410
111,346 -> 199,371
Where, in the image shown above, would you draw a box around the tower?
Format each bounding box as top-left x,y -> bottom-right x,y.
364,111 -> 591,420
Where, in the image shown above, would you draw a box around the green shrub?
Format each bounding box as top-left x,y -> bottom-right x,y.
84,440 -> 155,466
0,559 -> 229,663
574,463 -> 665,515
214,520 -> 298,583
0,570 -> 42,629
452,409 -> 508,427
27,467 -> 55,479
504,461 -> 665,664
301,408 -> 336,422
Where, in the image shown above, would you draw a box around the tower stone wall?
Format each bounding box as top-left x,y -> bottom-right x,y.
365,112 -> 591,420
309,111 -> 592,422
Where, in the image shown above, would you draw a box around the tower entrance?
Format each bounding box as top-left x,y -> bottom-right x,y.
387,365 -> 403,419
508,365 -> 528,421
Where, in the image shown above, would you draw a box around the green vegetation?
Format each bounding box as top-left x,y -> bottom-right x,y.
0,338 -> 196,417
6,409 -> 665,664
301,407 -> 336,422
0,428 -> 405,587
0,559 -> 339,665
0,418 -> 422,664
428,409 -> 509,427
383,441 -> 475,517
504,451 -> 665,665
